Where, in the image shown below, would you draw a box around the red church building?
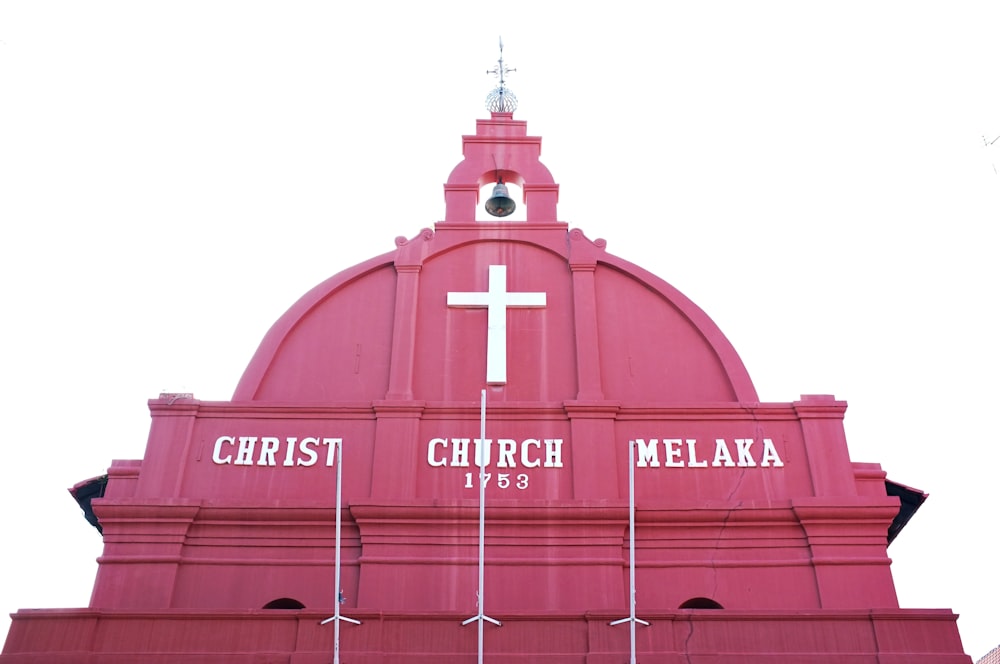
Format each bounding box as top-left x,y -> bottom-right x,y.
2,56 -> 972,663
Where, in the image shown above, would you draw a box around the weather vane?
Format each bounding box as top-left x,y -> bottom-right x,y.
485,37 -> 517,113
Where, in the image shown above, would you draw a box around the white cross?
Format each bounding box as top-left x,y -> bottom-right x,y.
447,265 -> 546,385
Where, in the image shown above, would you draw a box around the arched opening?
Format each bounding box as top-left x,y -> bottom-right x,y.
679,597 -> 724,610
262,597 -> 305,610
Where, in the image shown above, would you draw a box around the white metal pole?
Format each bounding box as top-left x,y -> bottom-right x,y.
610,440 -> 648,660
462,390 -> 500,655
321,439 -> 359,660
478,388 -> 486,664
628,438 -> 636,664
334,439 -> 343,663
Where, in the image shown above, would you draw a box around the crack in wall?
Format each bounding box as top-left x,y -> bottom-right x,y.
682,613 -> 696,664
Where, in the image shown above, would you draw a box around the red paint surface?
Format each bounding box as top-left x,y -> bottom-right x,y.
2,113 -> 971,663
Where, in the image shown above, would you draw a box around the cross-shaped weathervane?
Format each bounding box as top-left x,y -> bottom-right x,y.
487,37 -> 516,87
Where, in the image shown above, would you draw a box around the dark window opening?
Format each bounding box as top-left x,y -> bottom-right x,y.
263,598 -> 305,610
679,597 -> 723,609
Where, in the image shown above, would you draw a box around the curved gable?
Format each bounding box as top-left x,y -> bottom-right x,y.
233,253 -> 397,402
233,227 -> 757,405
595,255 -> 757,403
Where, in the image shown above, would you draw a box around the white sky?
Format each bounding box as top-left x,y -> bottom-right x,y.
1,1 -> 998,659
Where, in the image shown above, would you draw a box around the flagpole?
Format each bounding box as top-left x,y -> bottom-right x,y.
462,389 -> 501,663
478,388 -> 485,663
320,439 -> 360,663
610,439 -> 649,663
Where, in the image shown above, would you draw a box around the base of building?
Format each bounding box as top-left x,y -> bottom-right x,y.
2,607 -> 972,663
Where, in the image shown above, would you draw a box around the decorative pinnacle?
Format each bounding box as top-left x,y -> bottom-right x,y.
485,37 -> 518,113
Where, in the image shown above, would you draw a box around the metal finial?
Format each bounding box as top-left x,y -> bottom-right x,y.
485,37 -> 517,113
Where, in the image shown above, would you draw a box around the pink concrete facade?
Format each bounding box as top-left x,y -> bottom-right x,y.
2,113 -> 972,663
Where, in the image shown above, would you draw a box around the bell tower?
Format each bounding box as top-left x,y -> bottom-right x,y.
443,42 -> 559,223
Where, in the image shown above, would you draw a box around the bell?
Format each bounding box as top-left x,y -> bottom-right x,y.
484,180 -> 516,217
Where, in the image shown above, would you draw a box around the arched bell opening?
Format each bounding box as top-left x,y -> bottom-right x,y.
262,597 -> 306,610
679,597 -> 724,610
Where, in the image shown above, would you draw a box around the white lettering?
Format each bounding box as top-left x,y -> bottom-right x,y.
736,439 -> 756,467
521,439 -> 541,468
632,438 -> 784,470
258,437 -> 280,466
213,436 -> 234,464
451,438 -> 471,467
474,439 -> 492,468
664,439 -> 684,467
761,438 -> 784,467
211,435 -> 341,468
497,439 -> 517,468
428,438 -> 448,467
323,438 -> 338,466
423,436 -> 561,469
636,439 -> 660,467
236,437 -> 256,465
544,439 -> 563,468
217,433 -> 785,474
297,437 -> 319,467
712,439 -> 736,467
686,439 -> 707,467
283,438 -> 297,467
